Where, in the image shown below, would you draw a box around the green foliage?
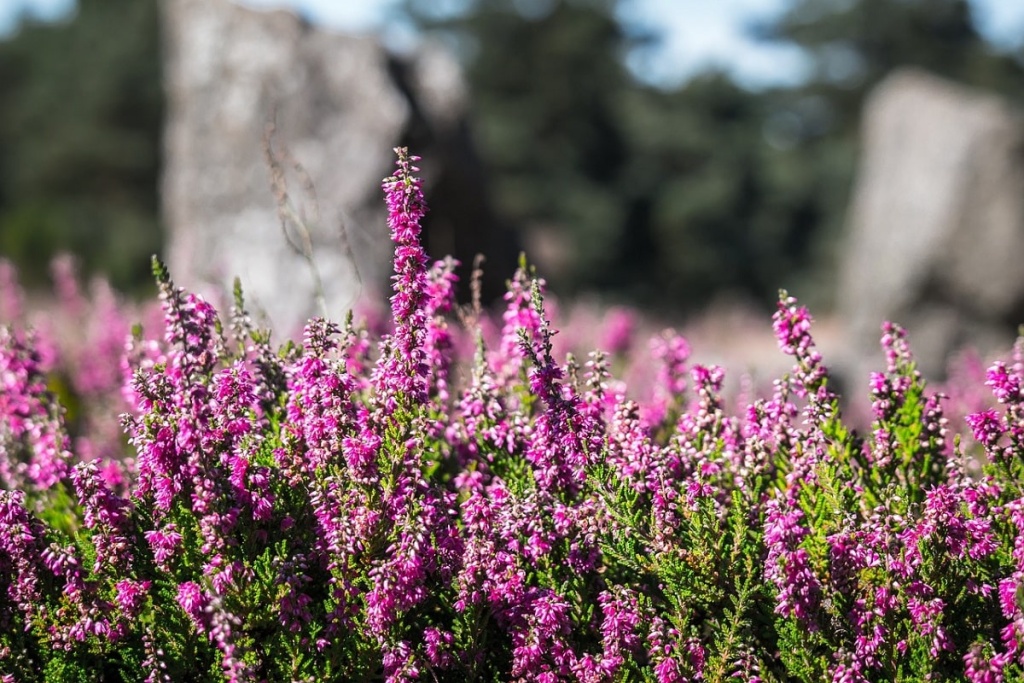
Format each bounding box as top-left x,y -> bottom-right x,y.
399,0 -> 1024,313
3,276 -> 1024,681
0,0 -> 163,294
6,0 -> 1024,313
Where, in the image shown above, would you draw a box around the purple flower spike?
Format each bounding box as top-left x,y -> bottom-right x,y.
0,490 -> 46,624
374,148 -> 431,409
764,499 -> 822,628
964,643 -> 1006,683
115,579 -> 151,617
176,581 -> 209,632
424,256 -> 459,405
987,362 -> 1022,405
773,294 -> 813,357
0,326 -> 72,490
967,410 -> 1004,450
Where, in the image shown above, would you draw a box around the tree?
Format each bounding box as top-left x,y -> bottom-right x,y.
0,0 -> 163,293
401,0 -> 637,293
400,0 -> 1024,314
399,0 -> 843,311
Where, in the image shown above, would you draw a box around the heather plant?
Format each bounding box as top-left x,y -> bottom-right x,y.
0,254 -> 155,492
2,149 -> 1024,682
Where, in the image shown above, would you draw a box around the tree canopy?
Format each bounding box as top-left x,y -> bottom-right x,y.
0,0 -> 162,293
2,0 -> 1021,309
399,0 -> 1024,312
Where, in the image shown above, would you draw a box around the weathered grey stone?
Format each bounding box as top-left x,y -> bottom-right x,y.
161,0 -> 513,336
838,68 -> 1024,380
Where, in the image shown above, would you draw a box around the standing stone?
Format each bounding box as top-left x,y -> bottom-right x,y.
838,68 -> 1024,380
161,0 -> 513,336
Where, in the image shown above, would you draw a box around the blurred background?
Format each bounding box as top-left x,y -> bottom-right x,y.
2,0 -> 1024,377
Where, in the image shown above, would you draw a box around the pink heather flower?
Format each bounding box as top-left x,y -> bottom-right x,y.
115,579 -> 151,616
335,322 -> 372,395
773,294 -> 813,357
424,256 -> 459,404
965,643 -> 1007,683
607,399 -> 658,492
744,384 -> 799,454
423,626 -> 455,668
600,307 -> 635,357
515,281 -> 603,497
903,484 -> 998,563
686,639 -> 706,678
647,617 -> 704,683
920,390 -> 949,455
987,362 -> 1022,405
121,334 -> 165,414
144,526 -> 183,569
206,594 -> 253,683
176,581 -> 209,630
127,266 -> 230,522
212,361 -> 259,436
764,499 -> 821,628
881,321 -> 916,374
597,587 -> 644,675
869,371 -> 911,421
285,320 -> 356,473
141,626 -> 172,683
997,574 -> 1024,622
0,490 -> 46,622
906,589 -> 952,657
648,330 -> 691,423
653,658 -> 683,683
508,589 -> 576,679
0,326 -> 72,490
773,292 -> 836,403
845,585 -> 897,672
374,147 -> 431,409
967,409 -> 1004,449
41,543 -> 86,602
492,265 -> 545,379
382,640 -> 419,683
82,276 -> 132,393
158,275 -> 220,383
72,462 -> 134,571
691,363 -> 725,395
50,254 -> 86,320
278,571 -> 313,634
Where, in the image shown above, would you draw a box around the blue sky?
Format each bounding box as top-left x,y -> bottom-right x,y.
1,0 -> 1022,88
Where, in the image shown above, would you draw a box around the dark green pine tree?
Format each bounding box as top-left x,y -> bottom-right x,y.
399,0 -> 640,297
397,0 -> 837,311
399,0 -> 1024,314
0,0 -> 163,294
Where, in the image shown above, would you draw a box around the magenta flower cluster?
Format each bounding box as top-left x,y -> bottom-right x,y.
3,148 -> 1024,682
